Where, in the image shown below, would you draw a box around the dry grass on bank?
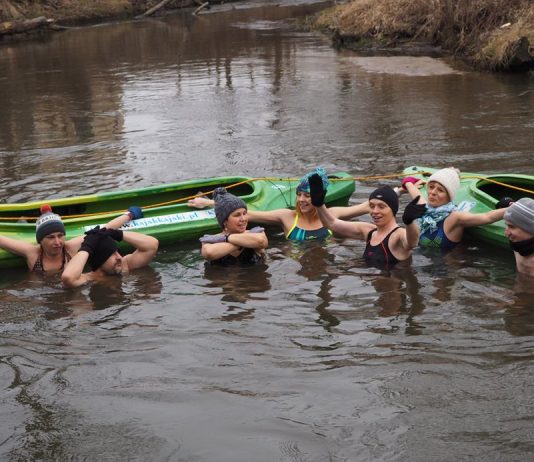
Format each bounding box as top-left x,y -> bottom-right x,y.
316,0 -> 534,70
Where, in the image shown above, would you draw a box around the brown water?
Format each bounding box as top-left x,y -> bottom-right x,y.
1,1 -> 534,460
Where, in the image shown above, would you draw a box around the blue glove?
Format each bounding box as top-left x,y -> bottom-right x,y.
199,234 -> 227,244
128,206 -> 143,220
248,226 -> 265,233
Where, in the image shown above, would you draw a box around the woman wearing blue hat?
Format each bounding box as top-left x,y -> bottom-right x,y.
189,168 -> 369,242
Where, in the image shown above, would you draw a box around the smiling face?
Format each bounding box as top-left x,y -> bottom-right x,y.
504,220 -> 534,243
296,191 -> 314,214
224,208 -> 248,234
426,181 -> 450,207
369,199 -> 394,226
40,231 -> 65,256
98,251 -> 123,275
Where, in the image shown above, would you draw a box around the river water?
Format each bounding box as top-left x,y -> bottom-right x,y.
1,1 -> 534,460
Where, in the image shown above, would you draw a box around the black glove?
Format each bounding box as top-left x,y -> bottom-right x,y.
402,196 -> 427,225
102,227 -> 124,242
309,173 -> 326,207
495,196 -> 514,209
80,226 -> 103,255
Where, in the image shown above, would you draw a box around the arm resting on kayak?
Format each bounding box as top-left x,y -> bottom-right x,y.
450,208 -> 507,228
0,235 -> 37,262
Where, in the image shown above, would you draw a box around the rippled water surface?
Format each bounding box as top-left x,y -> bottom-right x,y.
1,0 -> 534,460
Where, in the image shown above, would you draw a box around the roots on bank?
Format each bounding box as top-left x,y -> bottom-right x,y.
316,0 -> 534,71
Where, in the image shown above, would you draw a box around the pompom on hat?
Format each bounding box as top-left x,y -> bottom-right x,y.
35,204 -> 66,243
427,168 -> 461,201
297,167 -> 330,194
504,198 -> 534,235
213,187 -> 247,228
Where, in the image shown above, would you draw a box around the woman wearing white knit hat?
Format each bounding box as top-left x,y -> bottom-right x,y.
402,167 -> 509,250
504,198 -> 534,276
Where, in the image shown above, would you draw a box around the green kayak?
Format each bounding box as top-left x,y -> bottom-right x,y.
0,173 -> 355,268
403,165 -> 534,248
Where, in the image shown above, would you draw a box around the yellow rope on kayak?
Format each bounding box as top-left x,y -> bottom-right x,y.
1,171 -> 532,221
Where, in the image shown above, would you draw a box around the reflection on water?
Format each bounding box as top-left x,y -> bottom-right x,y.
1,0 -> 534,460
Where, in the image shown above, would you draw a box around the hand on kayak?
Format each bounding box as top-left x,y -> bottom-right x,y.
309,173 -> 326,207
188,196 -> 214,209
127,206 -> 143,220
402,196 -> 427,225
495,196 -> 514,209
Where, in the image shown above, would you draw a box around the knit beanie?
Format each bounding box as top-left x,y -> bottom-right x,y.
504,198 -> 534,235
297,167 -> 330,193
213,187 -> 247,228
369,186 -> 399,215
427,168 -> 460,201
35,204 -> 66,243
87,235 -> 119,271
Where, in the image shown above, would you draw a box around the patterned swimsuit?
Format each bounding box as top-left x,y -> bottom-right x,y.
32,247 -> 71,273
286,214 -> 332,241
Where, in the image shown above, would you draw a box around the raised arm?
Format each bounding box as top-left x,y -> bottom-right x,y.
65,206 -> 144,255
329,201 -> 370,220
61,231 -> 103,288
121,231 -> 159,271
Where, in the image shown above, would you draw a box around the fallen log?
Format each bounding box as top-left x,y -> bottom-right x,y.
0,16 -> 54,36
136,0 -> 173,19
192,2 -> 210,16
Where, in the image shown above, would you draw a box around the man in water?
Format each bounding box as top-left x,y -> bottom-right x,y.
504,198 -> 534,277
61,227 -> 158,287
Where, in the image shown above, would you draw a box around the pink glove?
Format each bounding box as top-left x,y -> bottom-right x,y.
402,176 -> 419,190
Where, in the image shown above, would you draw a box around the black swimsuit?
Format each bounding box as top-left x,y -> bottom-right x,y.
364,227 -> 401,267
211,247 -> 265,267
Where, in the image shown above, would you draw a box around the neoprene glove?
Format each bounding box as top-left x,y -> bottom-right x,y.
402,176 -> 419,190
128,206 -> 143,220
248,226 -> 265,233
102,227 -> 124,242
80,227 -> 103,255
199,234 -> 227,244
309,173 -> 326,207
402,196 -> 427,225
496,196 -> 514,209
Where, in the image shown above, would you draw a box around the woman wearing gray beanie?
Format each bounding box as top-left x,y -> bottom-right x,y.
189,168 -> 369,242
199,188 -> 268,265
0,204 -> 142,273
504,198 -> 534,276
